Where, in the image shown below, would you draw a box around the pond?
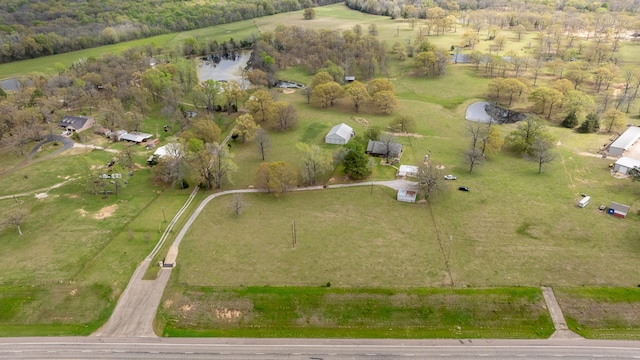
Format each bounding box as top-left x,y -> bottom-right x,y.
196,50 -> 251,88
465,102 -> 493,123
0,78 -> 29,91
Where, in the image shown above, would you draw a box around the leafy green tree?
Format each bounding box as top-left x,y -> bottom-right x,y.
483,126 -> 503,158
345,81 -> 370,112
303,7 -> 316,20
561,111 -> 579,128
311,82 -> 344,108
504,117 -> 545,154
235,114 -> 259,143
341,142 -> 371,179
256,162 -> 297,195
296,142 -> 332,186
372,90 -> 398,114
390,115 -> 416,133
601,108 -> 625,133
578,113 -> 600,133
246,88 -> 275,122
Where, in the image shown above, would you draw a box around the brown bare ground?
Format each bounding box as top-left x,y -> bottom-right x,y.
94,204 -> 117,220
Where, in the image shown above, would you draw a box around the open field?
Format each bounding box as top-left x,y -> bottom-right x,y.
159,286 -> 553,338
1,2 -> 640,338
556,288 -> 640,340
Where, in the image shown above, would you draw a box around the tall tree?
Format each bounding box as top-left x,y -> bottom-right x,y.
4,209 -> 27,236
601,109 -> 625,133
341,142 -> 372,179
416,163 -> 444,199
235,114 -> 259,143
345,81 -> 370,112
270,101 -> 298,131
255,128 -> 270,161
296,142 -> 332,186
526,135 -> 557,174
504,117 -> 545,154
207,143 -> 238,189
256,162 -> 297,195
245,89 -> 275,123
464,146 -> 485,173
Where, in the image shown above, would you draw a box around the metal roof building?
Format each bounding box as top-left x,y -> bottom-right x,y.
608,126 -> 640,156
325,123 -> 354,145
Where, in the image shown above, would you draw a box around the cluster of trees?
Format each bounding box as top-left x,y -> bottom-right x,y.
0,0 -> 344,63
255,24 -> 387,81
304,72 -> 399,114
504,117 -> 557,173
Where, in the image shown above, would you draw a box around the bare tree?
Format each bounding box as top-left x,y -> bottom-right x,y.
464,146 -> 485,173
227,193 -> 246,218
208,143 -> 238,189
526,136 -> 557,174
5,209 -> 27,236
417,163 -> 444,199
378,132 -> 398,163
255,128 -> 270,161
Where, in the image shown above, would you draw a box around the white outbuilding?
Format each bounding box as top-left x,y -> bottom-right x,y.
608,126 -> 640,156
397,165 -> 419,178
325,123 -> 354,145
397,189 -> 418,203
613,156 -> 640,175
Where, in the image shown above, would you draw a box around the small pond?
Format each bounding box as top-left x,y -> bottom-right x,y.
465,102 -> 493,123
466,102 -> 527,124
196,50 -> 251,88
0,78 -> 28,91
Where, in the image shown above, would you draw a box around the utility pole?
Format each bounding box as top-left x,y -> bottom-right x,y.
291,220 -> 297,248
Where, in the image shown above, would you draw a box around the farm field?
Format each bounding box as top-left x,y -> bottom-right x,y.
1,3 -> 640,338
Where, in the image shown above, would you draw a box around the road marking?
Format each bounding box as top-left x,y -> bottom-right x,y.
478,354 -> 490,357
516,355 -> 527,357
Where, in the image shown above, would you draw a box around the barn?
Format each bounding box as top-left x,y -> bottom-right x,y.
608,126 -> 640,156
397,189 -> 417,203
325,123 -> 354,145
613,157 -> 640,175
607,202 -> 630,218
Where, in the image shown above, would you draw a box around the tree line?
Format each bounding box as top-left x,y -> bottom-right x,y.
0,0 -> 343,64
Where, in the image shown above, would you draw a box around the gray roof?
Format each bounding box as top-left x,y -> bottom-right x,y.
610,126 -> 640,152
58,116 -> 92,130
366,140 -> 402,157
326,123 -> 353,141
609,201 -> 630,214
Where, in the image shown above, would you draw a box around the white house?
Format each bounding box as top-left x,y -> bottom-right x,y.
397,165 -> 419,178
613,157 -> 640,175
608,126 -> 640,156
397,189 -> 417,203
325,123 -> 354,145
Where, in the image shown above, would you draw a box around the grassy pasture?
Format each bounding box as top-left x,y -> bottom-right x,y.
159,286 -> 553,339
556,287 -> 640,339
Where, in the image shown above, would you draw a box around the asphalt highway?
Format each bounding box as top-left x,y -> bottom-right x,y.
1,338 -> 640,360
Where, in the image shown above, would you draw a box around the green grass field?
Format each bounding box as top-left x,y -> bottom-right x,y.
159,286 -> 553,338
2,3 -> 640,338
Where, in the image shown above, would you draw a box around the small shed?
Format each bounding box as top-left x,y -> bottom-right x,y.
608,126 -> 640,156
397,189 -> 417,203
325,123 -> 354,145
613,157 -> 640,175
154,143 -> 183,158
397,165 -> 419,178
607,201 -> 630,218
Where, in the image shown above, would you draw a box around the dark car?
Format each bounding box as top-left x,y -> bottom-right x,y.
458,186 -> 470,192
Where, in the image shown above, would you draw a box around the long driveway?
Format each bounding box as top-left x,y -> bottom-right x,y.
92,180 -> 418,337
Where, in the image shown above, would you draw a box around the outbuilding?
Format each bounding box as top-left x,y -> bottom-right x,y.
607,201 -> 630,218
613,157 -> 640,175
608,126 -> 640,156
397,165 -> 419,178
119,131 -> 153,143
397,189 -> 417,203
325,123 -> 354,145
366,140 -> 403,158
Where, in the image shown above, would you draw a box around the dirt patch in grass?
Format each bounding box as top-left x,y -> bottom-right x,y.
94,204 -> 117,220
391,132 -> 424,139
77,208 -> 88,217
354,117 -> 369,127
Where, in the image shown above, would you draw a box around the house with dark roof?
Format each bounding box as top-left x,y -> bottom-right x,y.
58,116 -> 96,133
366,140 -> 403,158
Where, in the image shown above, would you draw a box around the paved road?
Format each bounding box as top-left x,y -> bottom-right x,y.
92,179 -> 419,338
0,134 -> 73,176
1,338 -> 640,359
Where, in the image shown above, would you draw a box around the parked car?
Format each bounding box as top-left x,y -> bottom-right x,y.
444,175 -> 457,180
458,186 -> 470,192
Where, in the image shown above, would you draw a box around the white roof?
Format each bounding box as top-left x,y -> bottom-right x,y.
610,126 -> 640,151
154,143 -> 183,158
615,156 -> 640,169
327,123 -> 353,140
398,165 -> 418,173
120,132 -> 153,142
397,189 -> 418,198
